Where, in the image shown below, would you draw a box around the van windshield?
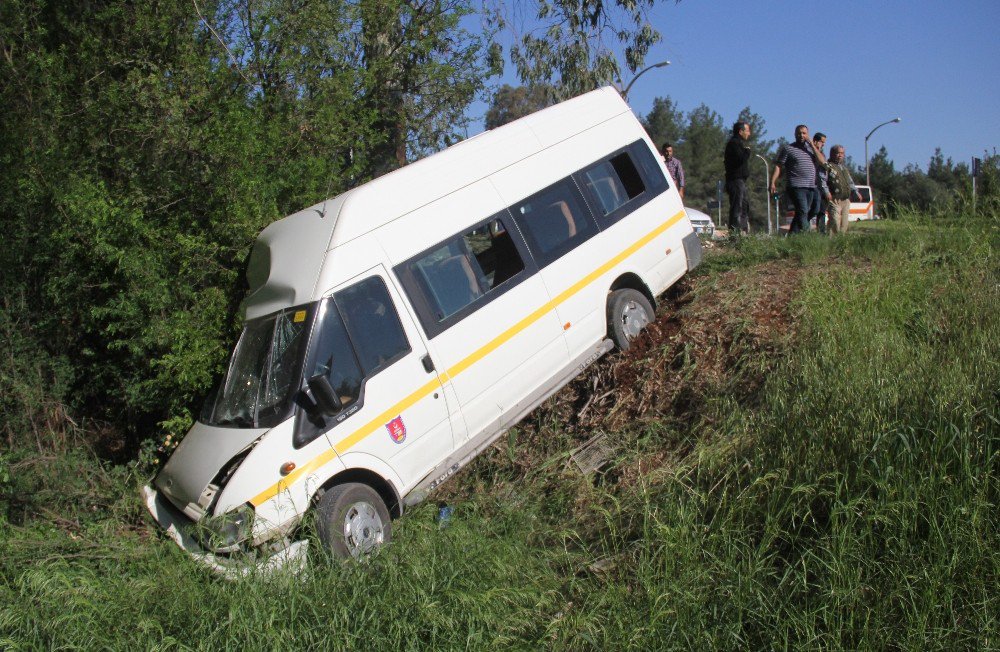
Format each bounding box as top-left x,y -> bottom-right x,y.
200,303 -> 314,428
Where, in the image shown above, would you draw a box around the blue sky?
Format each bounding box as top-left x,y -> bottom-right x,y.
469,0 -> 1000,171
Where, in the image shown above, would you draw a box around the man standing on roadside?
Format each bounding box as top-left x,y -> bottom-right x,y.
824,144 -> 858,234
724,121 -> 752,234
811,132 -> 829,233
770,125 -> 827,234
661,143 -> 685,201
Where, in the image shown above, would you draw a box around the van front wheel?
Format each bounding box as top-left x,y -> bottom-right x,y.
607,289 -> 654,351
316,483 -> 391,559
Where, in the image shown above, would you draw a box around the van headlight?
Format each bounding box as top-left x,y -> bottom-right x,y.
193,504 -> 255,553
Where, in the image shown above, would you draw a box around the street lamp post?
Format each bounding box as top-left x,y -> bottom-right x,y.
618,61 -> 670,100
754,153 -> 771,234
865,117 -> 901,186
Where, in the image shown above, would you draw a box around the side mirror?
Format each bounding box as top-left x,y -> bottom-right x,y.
307,374 -> 343,415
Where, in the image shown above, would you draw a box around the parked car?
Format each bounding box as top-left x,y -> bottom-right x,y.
685,207 -> 715,236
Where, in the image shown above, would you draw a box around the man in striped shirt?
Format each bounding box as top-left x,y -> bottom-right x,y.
661,142 -> 685,200
770,125 -> 827,233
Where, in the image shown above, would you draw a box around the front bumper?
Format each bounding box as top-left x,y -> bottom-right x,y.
681,230 -> 703,271
142,485 -> 307,578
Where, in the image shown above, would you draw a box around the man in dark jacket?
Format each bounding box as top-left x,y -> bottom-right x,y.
724,121 -> 752,234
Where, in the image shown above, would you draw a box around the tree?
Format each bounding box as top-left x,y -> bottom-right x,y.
676,104 -> 727,211
486,0 -> 669,99
642,96 -> 685,150
927,148 -> 970,195
736,107 -> 776,160
898,165 -> 945,209
642,99 -> 774,221
974,152 -> 1000,201
484,84 -> 554,129
351,0 -> 491,173
868,145 -> 900,212
0,0 -> 493,451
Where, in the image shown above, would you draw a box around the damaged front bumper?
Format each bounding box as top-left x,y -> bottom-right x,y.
141,485 -> 308,578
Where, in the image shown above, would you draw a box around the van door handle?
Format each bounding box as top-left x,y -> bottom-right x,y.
421,354 -> 435,373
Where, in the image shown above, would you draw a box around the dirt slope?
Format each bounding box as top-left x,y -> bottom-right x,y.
442,256 -> 804,497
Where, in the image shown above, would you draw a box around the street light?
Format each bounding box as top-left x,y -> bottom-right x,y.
754,153 -> 772,234
865,117 -> 901,186
618,61 -> 670,100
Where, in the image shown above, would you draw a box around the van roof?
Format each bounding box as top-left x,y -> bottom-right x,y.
243,86 -> 630,319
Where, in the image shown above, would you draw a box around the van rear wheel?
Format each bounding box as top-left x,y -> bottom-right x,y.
607,289 -> 654,351
316,483 -> 391,559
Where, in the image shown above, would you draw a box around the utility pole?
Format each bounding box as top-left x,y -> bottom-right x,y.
865,117 -> 901,187
754,154 -> 771,234
616,61 -> 671,101
716,180 -> 723,227
972,156 -> 981,216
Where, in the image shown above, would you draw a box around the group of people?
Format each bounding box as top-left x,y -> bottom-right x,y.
766,125 -> 860,235
659,123 -> 860,236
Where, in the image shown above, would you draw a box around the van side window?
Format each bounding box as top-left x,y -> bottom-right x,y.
511,179 -> 597,265
582,161 -> 629,214
611,152 -> 645,199
629,140 -> 670,194
465,220 -> 525,290
337,276 -> 410,374
295,277 -> 410,447
308,303 -> 364,410
582,151 -> 645,217
406,217 -> 525,323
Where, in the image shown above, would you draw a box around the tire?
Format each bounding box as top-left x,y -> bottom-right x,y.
315,483 -> 391,559
607,288 -> 654,351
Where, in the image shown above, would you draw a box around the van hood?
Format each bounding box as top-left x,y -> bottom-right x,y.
155,421 -> 268,518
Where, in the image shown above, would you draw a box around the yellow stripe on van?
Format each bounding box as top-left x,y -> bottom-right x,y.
250,209 -> 687,507
248,376 -> 441,507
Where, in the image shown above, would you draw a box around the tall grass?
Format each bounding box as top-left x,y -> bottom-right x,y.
560,209 -> 998,649
1,207 -> 996,650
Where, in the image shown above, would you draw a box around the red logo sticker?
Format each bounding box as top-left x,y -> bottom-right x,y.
385,416 -> 406,443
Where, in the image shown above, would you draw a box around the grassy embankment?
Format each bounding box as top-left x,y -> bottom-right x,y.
1,205 -> 997,650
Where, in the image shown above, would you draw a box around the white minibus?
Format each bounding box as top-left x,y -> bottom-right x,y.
849,185 -> 875,221
143,86 -> 702,573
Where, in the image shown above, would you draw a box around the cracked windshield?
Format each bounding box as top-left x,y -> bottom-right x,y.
201,306 -> 311,428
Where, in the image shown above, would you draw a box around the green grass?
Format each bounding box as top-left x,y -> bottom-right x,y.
2,207 -> 997,650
